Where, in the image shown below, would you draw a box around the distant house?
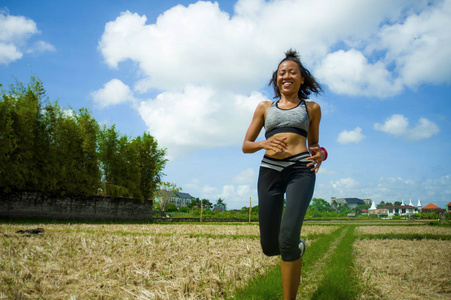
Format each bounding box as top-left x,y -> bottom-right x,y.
368,200 -> 448,218
376,205 -> 417,217
331,197 -> 371,210
170,192 -> 193,209
447,202 -> 451,213
423,203 -> 446,214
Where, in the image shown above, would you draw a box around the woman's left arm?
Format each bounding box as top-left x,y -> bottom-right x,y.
306,101 -> 326,173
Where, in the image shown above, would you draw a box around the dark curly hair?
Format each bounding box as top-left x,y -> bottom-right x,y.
269,49 -> 323,100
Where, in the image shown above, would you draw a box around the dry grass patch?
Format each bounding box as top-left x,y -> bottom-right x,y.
0,226 -> 278,299
354,239 -> 451,299
301,225 -> 340,237
2,224 -> 339,238
356,226 -> 451,236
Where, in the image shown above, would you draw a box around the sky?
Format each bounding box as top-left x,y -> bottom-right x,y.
1,0 -> 450,210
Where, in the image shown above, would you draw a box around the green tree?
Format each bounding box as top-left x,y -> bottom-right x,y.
133,133 -> 167,201
0,77 -> 165,200
0,78 -> 46,192
98,125 -> 128,196
0,84 -> 20,192
189,198 -> 212,210
202,199 -> 213,210
155,182 -> 181,212
76,108 -> 101,194
214,198 -> 227,211
310,198 -> 333,212
165,203 -> 178,212
188,198 -> 200,209
118,134 -> 140,198
53,109 -> 84,195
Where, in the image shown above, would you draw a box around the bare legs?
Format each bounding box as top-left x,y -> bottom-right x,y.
281,258 -> 302,300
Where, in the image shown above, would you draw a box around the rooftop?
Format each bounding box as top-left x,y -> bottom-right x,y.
379,205 -> 416,209
423,203 -> 440,209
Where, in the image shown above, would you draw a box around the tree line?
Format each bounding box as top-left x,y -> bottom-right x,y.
0,77 -> 166,201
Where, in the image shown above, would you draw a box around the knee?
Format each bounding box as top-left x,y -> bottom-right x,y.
261,240 -> 280,257
279,235 -> 299,262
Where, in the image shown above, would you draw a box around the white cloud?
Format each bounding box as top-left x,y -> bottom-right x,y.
201,185 -> 219,197
337,126 -> 365,144
324,177 -> 362,200
180,180 -> 257,209
315,49 -> 403,97
184,179 -> 201,191
315,174 -> 450,208
375,176 -> 451,207
95,0 -> 450,157
367,0 -> 451,87
98,5 -> 274,94
317,167 -> 336,175
331,177 -> 359,190
0,13 -> 37,42
0,43 -> 22,64
218,184 -> 257,209
233,168 -> 257,184
374,114 -> 439,141
91,79 -> 137,108
98,0 -> 442,96
138,86 -> 264,157
26,40 -> 56,53
0,12 -> 54,64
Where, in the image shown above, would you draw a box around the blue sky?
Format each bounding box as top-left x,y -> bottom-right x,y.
1,0 -> 450,210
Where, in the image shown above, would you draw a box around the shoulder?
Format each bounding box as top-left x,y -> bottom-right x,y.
305,100 -> 321,119
258,100 -> 273,109
304,100 -> 320,110
255,100 -> 273,114
305,100 -> 321,112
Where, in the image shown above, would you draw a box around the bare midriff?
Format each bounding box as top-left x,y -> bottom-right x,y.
264,132 -> 309,159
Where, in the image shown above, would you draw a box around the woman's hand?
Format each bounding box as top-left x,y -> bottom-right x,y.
262,136 -> 288,153
306,146 -> 325,173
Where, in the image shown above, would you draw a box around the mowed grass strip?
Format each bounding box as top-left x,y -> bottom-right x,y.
309,226 -> 359,300
298,226 -> 349,299
230,225 -> 345,300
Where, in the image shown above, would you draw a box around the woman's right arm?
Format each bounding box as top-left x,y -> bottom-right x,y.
242,101 -> 287,154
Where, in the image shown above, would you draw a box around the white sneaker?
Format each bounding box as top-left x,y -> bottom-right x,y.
299,239 -> 306,258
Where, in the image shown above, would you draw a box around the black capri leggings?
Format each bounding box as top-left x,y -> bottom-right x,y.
257,152 -> 315,262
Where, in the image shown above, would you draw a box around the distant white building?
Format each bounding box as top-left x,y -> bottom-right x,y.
368,199 -> 422,218
170,192 -> 194,209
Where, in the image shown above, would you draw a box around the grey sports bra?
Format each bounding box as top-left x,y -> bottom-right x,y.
264,100 -> 310,139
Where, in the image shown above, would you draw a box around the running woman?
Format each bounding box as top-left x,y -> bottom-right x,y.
242,49 -> 327,300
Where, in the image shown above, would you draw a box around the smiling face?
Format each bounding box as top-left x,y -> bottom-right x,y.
276,60 -> 305,97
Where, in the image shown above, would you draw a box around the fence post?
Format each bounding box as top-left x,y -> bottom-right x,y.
249,197 -> 252,222
201,199 -> 203,222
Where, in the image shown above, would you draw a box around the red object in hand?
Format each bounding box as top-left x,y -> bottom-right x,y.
319,147 -> 328,161
311,147 -> 328,161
